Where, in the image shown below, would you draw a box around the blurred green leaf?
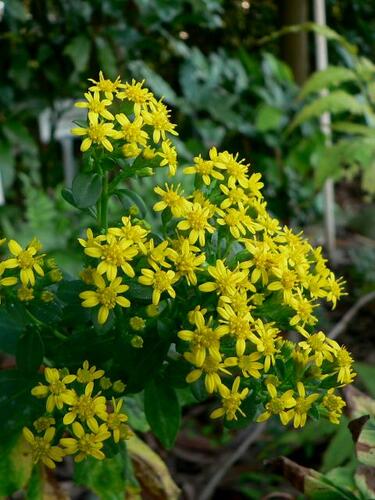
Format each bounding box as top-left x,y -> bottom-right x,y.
72,172 -> 102,209
64,35 -> 91,73
16,331 -> 44,374
74,452 -> 127,499
255,104 -> 283,132
144,377 -> 180,449
0,432 -> 33,497
299,67 -> 357,100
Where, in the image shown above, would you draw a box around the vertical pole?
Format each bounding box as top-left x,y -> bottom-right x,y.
313,0 -> 336,262
0,171 -> 5,206
61,138 -> 76,188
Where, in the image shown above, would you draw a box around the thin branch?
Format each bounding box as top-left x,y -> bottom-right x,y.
328,290 -> 375,340
197,423 -> 267,500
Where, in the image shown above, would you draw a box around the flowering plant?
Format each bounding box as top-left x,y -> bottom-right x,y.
0,72 -> 355,496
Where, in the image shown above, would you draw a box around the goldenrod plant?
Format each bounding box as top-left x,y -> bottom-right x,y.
0,73 -> 355,496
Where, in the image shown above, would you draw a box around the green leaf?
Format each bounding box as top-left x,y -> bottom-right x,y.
0,140 -> 15,189
72,172 -> 102,209
313,138 -> 375,188
74,452 -> 127,500
127,282 -> 153,302
128,60 -> 178,105
321,417 -> 354,472
355,362 -> 375,398
255,104 -> 283,132
0,370 -> 43,440
0,432 -> 33,496
16,331 -> 44,374
299,67 -> 357,100
61,187 -> 78,208
96,37 -> 117,79
332,122 -> 375,137
64,35 -> 91,73
257,22 -> 358,56
125,394 -> 150,432
144,378 -> 181,449
0,306 -> 25,355
288,91 -> 368,133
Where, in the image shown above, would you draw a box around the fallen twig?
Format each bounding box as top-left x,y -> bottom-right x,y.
196,423 -> 267,500
328,290 -> 375,340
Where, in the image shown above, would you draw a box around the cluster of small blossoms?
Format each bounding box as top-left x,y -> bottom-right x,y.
23,361 -> 130,468
71,72 -> 178,175
75,74 -> 353,429
0,237 -> 62,304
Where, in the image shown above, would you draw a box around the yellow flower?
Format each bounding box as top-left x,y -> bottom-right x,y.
185,353 -> 231,394
322,388 -> 346,424
287,382 -> 319,428
184,151 -> 224,185
85,234 -> 138,280
267,264 -> 298,304
107,398 -> 128,443
324,273 -> 347,309
169,238 -> 205,285
117,79 -> 154,115
60,421 -> 110,462
130,316 -> 146,331
252,320 -> 280,372
0,261 -> 17,289
63,381 -> 108,432
199,260 -> 247,296
3,239 -> 44,286
158,139 -> 178,176
178,310 -> 226,366
88,71 -> 122,100
33,416 -> 56,433
289,292 -> 317,327
115,113 -> 148,146
257,383 -> 296,425
142,99 -> 178,143
23,427 -> 64,469
75,91 -> 114,122
138,263 -> 177,305
246,172 -> 264,197
217,303 -> 256,356
80,274 -> 131,324
31,368 -> 76,412
216,151 -> 249,188
153,183 -> 190,217
225,352 -> 263,378
334,346 -> 356,384
219,184 -> 249,209
210,377 -> 249,421
177,202 -> 215,247
108,216 -> 149,253
71,114 -> 117,152
113,380 -> 126,393
76,360 -> 105,384
241,239 -> 278,285
17,286 -> 34,302
297,328 -> 335,366
216,204 -> 250,239
146,239 -> 175,268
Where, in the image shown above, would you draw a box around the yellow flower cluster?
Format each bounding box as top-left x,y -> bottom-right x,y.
23,361 -> 130,468
0,238 -> 62,304
75,73 -> 353,429
72,72 -> 178,174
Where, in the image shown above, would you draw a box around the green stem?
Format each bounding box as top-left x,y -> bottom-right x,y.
100,170 -> 109,231
26,309 -> 69,341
